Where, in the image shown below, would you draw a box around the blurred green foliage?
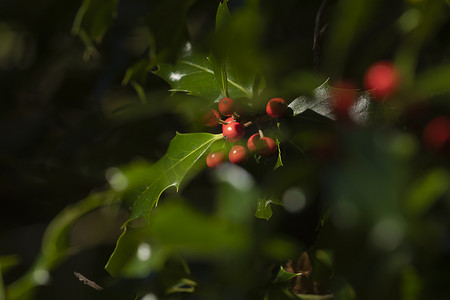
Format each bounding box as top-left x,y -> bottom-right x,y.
0,0 -> 449,299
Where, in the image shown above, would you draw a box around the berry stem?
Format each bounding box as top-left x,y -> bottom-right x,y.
258,128 -> 265,138
217,119 -> 229,125
243,114 -> 272,128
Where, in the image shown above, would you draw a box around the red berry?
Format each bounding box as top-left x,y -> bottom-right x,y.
247,133 -> 261,152
258,137 -> 277,156
206,152 -> 225,168
198,108 -> 220,127
222,121 -> 245,142
423,116 -> 450,150
224,116 -> 234,123
266,98 -> 287,118
364,61 -> 400,100
218,97 -> 235,116
247,133 -> 277,156
229,145 -> 248,164
330,80 -> 356,116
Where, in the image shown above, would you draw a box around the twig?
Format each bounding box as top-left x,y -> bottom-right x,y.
313,0 -> 330,68
74,272 -> 103,291
243,114 -> 272,128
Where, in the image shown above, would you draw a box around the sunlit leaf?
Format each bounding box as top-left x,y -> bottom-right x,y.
155,43 -> 253,102
255,197 -> 281,221
274,265 -> 300,283
127,132 -> 223,223
289,80 -> 334,119
274,138 -> 284,170
289,81 -> 373,125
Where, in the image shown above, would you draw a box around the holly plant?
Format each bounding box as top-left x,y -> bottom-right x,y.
2,1 -> 450,300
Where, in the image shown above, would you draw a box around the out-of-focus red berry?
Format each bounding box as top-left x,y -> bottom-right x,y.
198,108 -> 220,127
330,80 -> 357,117
423,116 -> 450,151
364,61 -> 400,100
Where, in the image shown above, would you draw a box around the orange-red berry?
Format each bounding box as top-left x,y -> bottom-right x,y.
266,98 -> 287,118
229,145 -> 248,164
247,133 -> 277,156
197,108 -> 221,127
206,152 -> 225,168
222,120 -> 245,142
218,97 -> 235,116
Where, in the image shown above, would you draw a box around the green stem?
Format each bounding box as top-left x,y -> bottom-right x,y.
6,191 -> 119,300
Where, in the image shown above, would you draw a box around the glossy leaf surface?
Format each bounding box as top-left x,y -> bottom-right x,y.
127,132 -> 223,223
155,43 -> 253,102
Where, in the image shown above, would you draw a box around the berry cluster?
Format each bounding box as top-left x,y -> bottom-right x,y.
201,97 -> 288,168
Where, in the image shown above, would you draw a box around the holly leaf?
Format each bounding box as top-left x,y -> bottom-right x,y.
288,81 -> 335,120
127,132 -> 223,223
106,201 -> 249,277
155,43 -> 253,102
255,197 -> 282,221
289,81 -> 374,125
154,43 -> 224,102
274,265 -> 301,283
216,0 -> 230,31
274,138 -> 284,170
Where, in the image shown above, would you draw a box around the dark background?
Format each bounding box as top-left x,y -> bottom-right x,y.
1,0 -> 449,299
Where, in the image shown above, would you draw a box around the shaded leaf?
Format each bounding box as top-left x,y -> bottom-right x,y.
146,0 -> 197,62
211,0 -> 262,97
405,168 -> 450,217
166,278 -> 197,294
401,266 -> 422,300
106,201 -> 249,277
216,0 -> 230,31
415,62 -> 450,95
72,0 -> 119,58
7,192 -> 118,299
0,255 -> 20,273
